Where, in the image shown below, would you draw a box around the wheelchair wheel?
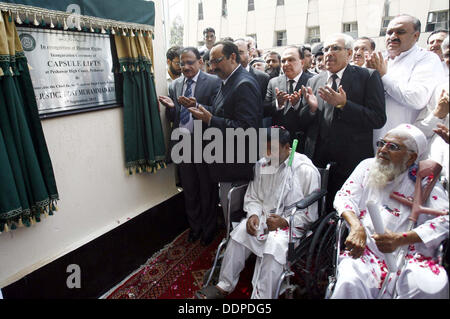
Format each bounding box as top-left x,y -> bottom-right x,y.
304,212 -> 338,298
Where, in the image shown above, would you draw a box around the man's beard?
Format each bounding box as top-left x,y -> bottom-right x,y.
367,157 -> 408,189
266,66 -> 280,78
170,65 -> 181,76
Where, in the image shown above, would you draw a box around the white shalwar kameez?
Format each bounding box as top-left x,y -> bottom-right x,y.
331,158 -> 449,299
217,153 -> 320,299
373,45 -> 444,150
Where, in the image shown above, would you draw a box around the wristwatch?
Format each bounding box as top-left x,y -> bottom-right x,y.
335,103 -> 345,109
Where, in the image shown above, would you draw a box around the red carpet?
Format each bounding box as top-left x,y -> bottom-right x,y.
105,229 -> 254,299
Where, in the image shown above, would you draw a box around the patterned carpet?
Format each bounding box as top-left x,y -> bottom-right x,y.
104,229 -> 254,299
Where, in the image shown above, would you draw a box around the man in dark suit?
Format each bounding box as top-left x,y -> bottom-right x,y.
234,39 -> 270,101
263,46 -> 314,149
159,47 -> 221,246
189,41 -> 262,226
299,33 -> 386,211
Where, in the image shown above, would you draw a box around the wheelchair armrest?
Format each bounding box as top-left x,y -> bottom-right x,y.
296,189 -> 327,210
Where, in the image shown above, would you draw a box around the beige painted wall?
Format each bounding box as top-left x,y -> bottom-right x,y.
0,0 -> 178,288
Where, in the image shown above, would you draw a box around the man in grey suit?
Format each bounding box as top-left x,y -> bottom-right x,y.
159,47 -> 222,246
263,46 -> 314,149
299,33 -> 386,211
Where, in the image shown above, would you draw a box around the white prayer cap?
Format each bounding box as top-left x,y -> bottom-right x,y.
386,123 -> 427,157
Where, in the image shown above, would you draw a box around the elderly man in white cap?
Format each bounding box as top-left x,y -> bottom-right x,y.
330,123 -> 449,299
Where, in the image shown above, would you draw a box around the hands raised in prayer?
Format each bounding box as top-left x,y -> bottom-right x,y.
158,96 -> 175,108
318,85 -> 347,108
275,88 -> 302,109
188,105 -> 212,124
178,96 -> 197,109
434,123 -> 449,144
433,89 -> 449,119
366,51 -> 388,77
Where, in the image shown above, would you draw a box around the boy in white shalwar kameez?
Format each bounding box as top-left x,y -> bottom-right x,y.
196,127 -> 320,299
331,124 -> 449,299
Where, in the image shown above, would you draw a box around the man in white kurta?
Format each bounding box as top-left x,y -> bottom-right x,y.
196,128 -> 320,299
415,36 -> 449,192
331,124 -> 449,299
367,15 -> 444,150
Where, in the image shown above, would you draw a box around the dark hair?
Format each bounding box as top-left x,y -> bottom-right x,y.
166,46 -> 182,61
300,45 -> 312,54
265,51 -> 281,62
181,47 -> 202,60
395,14 -> 421,33
203,50 -> 210,62
203,27 -> 216,36
284,45 -> 304,59
357,36 -> 376,50
427,29 -> 449,44
212,41 -> 241,64
266,127 -> 291,147
222,37 -> 234,42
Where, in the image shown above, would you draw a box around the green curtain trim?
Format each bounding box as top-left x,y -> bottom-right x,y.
0,199 -> 59,233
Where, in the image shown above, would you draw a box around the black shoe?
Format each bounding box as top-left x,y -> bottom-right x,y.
200,234 -> 215,246
188,231 -> 200,243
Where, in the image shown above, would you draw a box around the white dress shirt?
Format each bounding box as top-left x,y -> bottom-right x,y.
276,71 -> 303,112
373,44 -> 445,149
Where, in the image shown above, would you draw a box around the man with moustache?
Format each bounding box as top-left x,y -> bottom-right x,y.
264,51 -> 282,79
263,46 -> 313,148
299,33 -> 386,212
330,124 -> 449,299
352,36 -> 376,67
366,14 -> 444,150
427,29 -> 449,76
188,41 -> 262,227
158,47 -> 221,246
199,27 -> 217,56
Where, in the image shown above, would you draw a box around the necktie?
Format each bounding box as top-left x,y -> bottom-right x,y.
288,79 -> 295,95
331,73 -> 338,92
180,78 -> 193,125
322,74 -> 339,135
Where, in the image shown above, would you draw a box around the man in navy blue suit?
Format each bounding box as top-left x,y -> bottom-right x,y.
189,41 -> 262,228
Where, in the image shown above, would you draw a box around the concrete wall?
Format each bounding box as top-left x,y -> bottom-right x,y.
184,0 -> 449,51
0,0 -> 179,288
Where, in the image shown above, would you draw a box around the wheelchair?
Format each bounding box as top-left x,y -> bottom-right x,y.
202,163 -> 340,299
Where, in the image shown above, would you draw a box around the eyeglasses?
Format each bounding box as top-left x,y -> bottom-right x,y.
376,139 -> 404,151
180,60 -> 197,67
171,61 -> 181,66
208,56 -> 225,66
322,45 -> 345,53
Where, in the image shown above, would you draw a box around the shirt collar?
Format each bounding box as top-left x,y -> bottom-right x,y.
223,65 -> 241,85
184,70 -> 201,84
287,71 -> 303,84
387,44 -> 418,62
326,65 -> 347,81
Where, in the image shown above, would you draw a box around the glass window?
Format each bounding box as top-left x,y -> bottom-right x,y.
248,0 -> 255,11
277,0 -> 285,5
198,1 -> 204,20
275,30 -> 287,47
307,27 -> 320,44
222,0 -> 227,17
425,10 -> 449,32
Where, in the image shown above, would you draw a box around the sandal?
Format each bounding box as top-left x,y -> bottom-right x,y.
195,285 -> 227,299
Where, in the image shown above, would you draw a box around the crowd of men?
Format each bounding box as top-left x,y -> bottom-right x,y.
159,13 -> 449,299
